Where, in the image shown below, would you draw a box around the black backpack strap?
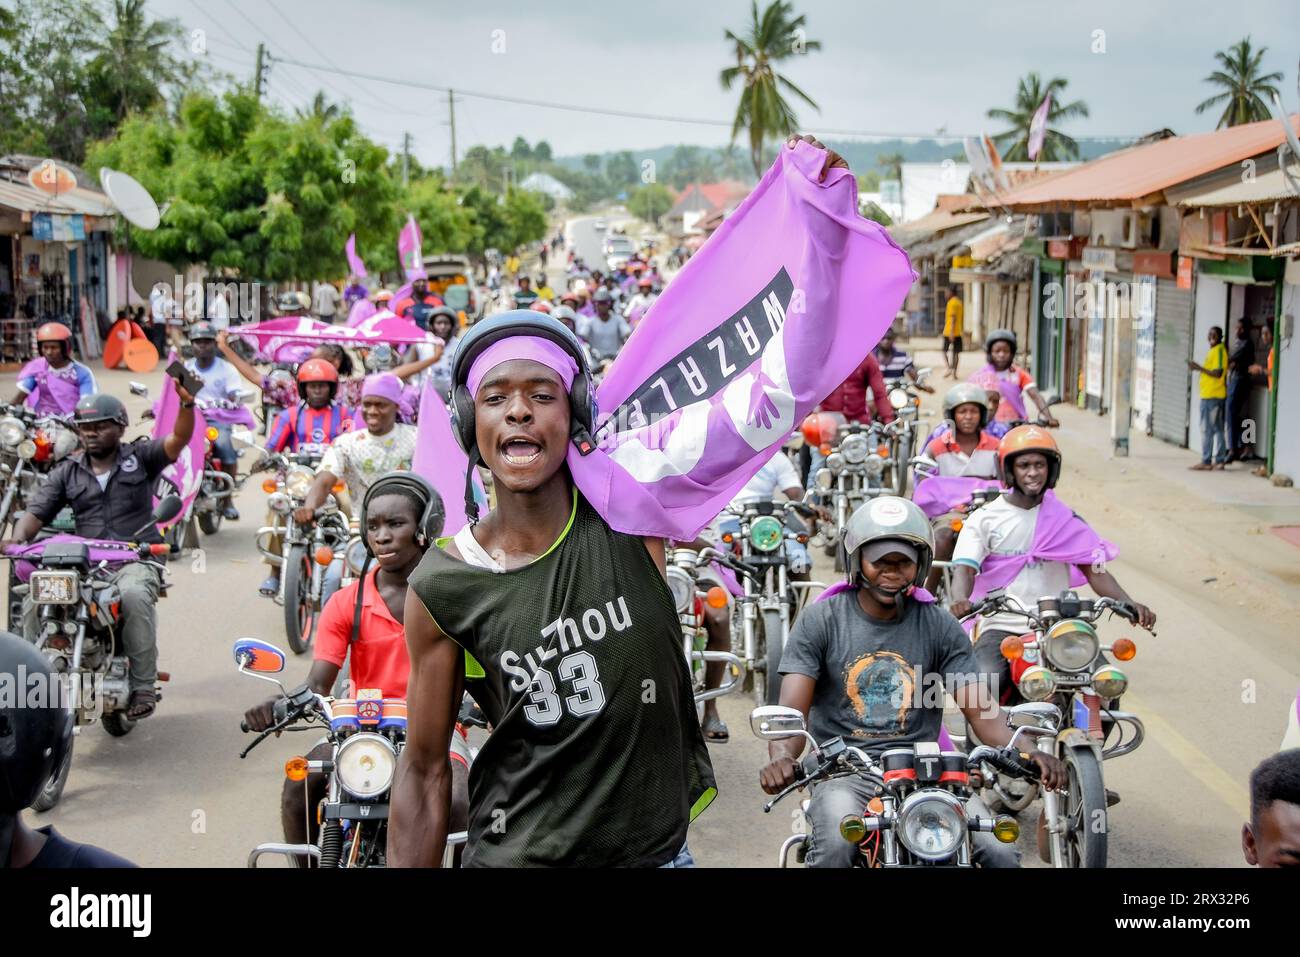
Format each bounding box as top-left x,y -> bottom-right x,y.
349,558 -> 371,646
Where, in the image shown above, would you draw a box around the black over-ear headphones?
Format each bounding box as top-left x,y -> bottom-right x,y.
448,312 -> 598,523
359,471 -> 444,554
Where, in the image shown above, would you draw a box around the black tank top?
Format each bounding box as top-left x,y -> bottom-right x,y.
409,493 -> 717,867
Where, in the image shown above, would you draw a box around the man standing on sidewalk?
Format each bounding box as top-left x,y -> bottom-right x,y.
942,287 -> 963,379
1188,325 -> 1228,471
1227,317 -> 1255,463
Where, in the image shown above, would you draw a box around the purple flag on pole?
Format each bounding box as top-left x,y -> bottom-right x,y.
346,232 -> 368,280
1028,93 -> 1052,162
565,140 -> 914,541
412,383 -> 484,537
397,214 -> 423,279
152,352 -> 208,528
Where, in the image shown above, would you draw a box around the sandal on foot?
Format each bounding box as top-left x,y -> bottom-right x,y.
259,576 -> 279,597
126,688 -> 157,720
702,713 -> 729,742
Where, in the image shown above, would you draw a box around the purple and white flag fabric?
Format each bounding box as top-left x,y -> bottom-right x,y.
1027,93 -> 1052,162
568,140 -> 914,540
345,297 -> 378,327
397,214 -> 423,279
912,475 -> 1003,519
346,232 -> 368,280
152,353 -> 207,528
412,383 -> 485,538
232,314 -> 437,362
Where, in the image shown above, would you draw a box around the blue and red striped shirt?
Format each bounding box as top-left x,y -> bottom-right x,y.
266,402 -> 352,453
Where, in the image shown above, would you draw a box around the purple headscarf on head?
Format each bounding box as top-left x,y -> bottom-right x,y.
466,336 -> 578,397
360,372 -> 414,422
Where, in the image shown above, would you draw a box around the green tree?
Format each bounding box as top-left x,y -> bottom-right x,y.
628,183 -> 674,226
604,151 -> 639,191
666,144 -> 720,189
857,170 -> 881,192
1195,37 -> 1284,128
510,136 -> 533,161
583,153 -> 602,173
859,200 -> 892,226
86,0 -> 186,123
295,91 -> 343,125
534,140 -> 553,162
720,0 -> 822,177
986,72 -> 1089,161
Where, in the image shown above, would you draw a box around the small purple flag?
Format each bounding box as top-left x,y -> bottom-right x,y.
397,214 -> 423,279
346,232 -> 368,280
566,140 -> 914,540
151,351 -> 208,528
1028,93 -> 1052,162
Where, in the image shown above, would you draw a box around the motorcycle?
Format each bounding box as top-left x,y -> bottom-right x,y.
664,546 -> 745,710
2,496 -> 182,811
0,403 -> 80,535
235,637 -> 473,868
958,591 -> 1150,868
701,499 -> 825,706
751,705 -> 1034,867
253,449 -> 348,654
881,367 -> 934,494
811,420 -> 896,571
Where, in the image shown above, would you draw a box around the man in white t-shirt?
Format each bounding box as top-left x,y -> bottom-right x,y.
313,282 -> 342,323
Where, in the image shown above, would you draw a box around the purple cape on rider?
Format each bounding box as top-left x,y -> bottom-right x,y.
17,356 -> 93,416
911,475 -> 1003,519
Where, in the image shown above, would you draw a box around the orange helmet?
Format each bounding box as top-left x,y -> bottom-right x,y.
997,424 -> 1061,489
36,322 -> 72,353
800,411 -> 847,451
297,357 -> 339,401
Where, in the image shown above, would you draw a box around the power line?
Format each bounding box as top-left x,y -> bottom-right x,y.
264,55 -> 1148,143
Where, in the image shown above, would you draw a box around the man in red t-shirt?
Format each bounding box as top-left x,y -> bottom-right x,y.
242,474 -> 471,863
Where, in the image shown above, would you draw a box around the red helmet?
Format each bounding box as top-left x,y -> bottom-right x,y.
530,300 -> 553,314
800,411 -> 847,451
296,358 -> 339,401
997,425 -> 1061,489
36,322 -> 72,353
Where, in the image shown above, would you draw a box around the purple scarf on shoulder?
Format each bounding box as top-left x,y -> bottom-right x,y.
18,357 -> 82,416
912,475 -> 1002,519
969,490 -> 1117,603
974,363 -> 1028,421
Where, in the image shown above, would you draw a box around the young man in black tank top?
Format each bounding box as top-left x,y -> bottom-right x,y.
391,314 -> 715,867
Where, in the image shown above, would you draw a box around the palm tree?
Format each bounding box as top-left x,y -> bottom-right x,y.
87,0 -> 185,122
1195,37 -> 1284,128
720,0 -> 822,177
987,72 -> 1089,161
296,92 -> 342,124
876,152 -> 904,183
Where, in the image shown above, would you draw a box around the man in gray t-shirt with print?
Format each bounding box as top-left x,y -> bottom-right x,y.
758,495 -> 1065,868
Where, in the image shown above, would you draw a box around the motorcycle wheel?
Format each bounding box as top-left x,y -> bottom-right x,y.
31,733 -> 74,811
283,545 -> 315,655
197,508 -> 223,535
102,710 -> 136,737
1061,746 -> 1108,868
760,609 -> 784,706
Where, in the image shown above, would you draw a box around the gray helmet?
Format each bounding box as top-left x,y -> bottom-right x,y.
985,329 -> 1017,356
942,382 -> 990,431
0,632 -> 73,813
842,496 -> 934,588
74,393 -> 129,428
188,321 -> 217,342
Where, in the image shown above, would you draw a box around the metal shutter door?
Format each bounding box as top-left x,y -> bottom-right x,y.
1151,278 -> 1193,446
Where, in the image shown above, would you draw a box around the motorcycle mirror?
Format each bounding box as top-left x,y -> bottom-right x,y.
128,382 -> 150,397
231,427 -> 259,452
142,495 -> 183,535
233,638 -> 287,674
750,705 -> 807,740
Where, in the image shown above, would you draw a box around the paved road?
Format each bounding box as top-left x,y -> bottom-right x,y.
6,347 -> 1290,867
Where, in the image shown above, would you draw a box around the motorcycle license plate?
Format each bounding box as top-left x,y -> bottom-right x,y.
31,571 -> 78,605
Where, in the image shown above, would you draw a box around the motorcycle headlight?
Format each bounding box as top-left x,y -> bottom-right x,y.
814,467 -> 833,490
266,491 -> 290,515
666,565 -> 694,614
345,539 -> 369,576
1044,620 -> 1100,672
840,433 -> 869,465
864,453 -> 885,476
889,388 -> 909,411
17,439 -> 36,460
1017,665 -> 1057,701
285,466 -> 314,500
749,515 -> 783,553
334,732 -> 396,800
0,416 -> 26,447
826,452 -> 845,474
897,790 -> 967,862
1091,665 -> 1128,700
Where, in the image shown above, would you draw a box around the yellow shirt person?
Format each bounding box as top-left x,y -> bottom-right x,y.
944,294 -> 963,338
1198,340 -> 1227,400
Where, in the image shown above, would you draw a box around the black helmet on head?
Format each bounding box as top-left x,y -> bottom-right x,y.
0,632 -> 73,814
73,393 -> 129,428
361,471 -> 444,554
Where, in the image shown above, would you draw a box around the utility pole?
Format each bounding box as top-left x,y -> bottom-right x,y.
254,43 -> 268,99
402,132 -> 411,188
448,89 -> 458,176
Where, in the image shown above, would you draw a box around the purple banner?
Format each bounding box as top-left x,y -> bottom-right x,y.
412,383 -> 484,537
346,232 -> 368,280
398,214 -> 423,279
152,353 -> 208,528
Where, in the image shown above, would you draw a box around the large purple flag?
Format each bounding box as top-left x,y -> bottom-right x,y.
569,140 -> 914,540
346,233 -> 368,280
397,214 -> 423,279
233,314 -> 436,361
412,383 -> 484,537
152,352 -> 208,528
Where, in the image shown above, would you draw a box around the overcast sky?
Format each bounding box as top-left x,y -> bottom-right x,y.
157,0 -> 1299,165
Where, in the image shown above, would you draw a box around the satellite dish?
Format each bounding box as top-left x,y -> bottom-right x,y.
100,168 -> 161,231
28,160 -> 77,197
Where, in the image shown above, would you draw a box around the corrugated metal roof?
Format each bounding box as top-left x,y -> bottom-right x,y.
889,209 -> 989,248
0,178 -> 116,217
1171,164 -> 1300,207
991,115 -> 1300,210
906,217 -> 998,260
